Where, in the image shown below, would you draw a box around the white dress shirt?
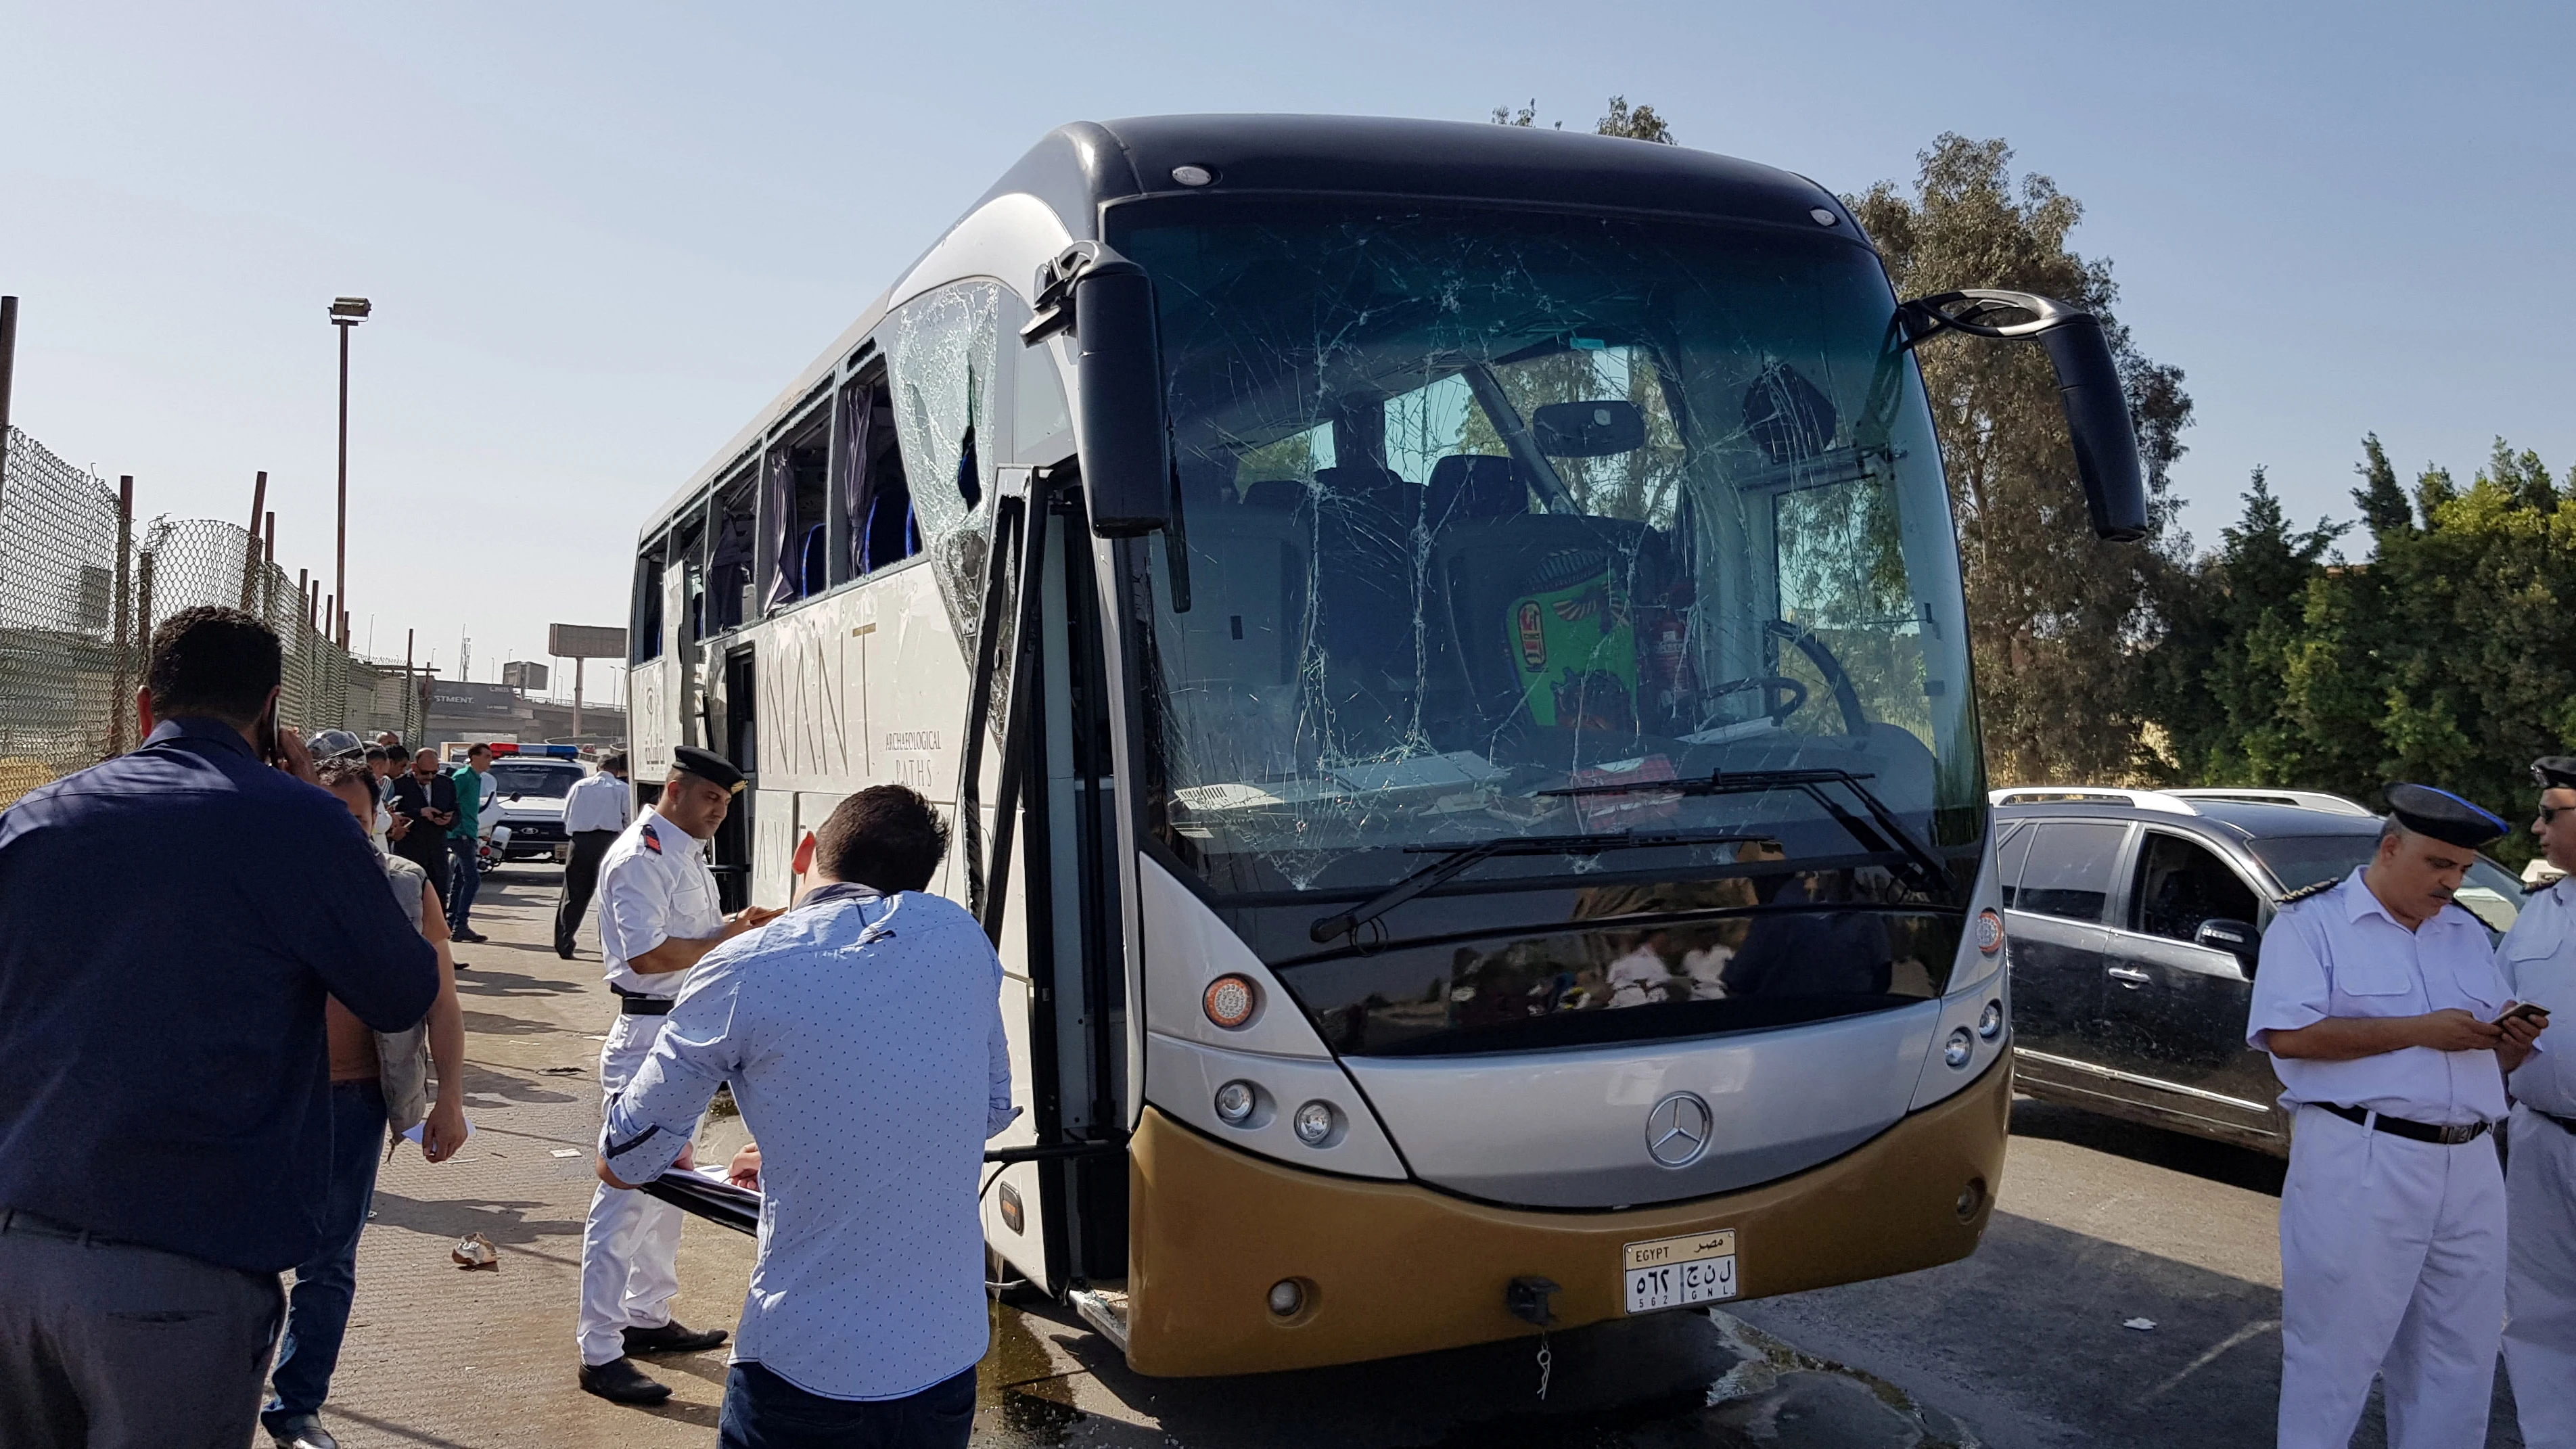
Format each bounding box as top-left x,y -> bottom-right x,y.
2502,875 -> 2576,1117
596,808 -> 725,998
601,888 -> 1015,1401
2248,869 -> 2510,1125
562,770 -> 635,835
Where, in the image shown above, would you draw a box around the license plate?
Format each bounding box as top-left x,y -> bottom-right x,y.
1623,1228 -> 1737,1314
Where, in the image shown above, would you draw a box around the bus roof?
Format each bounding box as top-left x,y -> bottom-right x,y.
641,114 -> 1854,540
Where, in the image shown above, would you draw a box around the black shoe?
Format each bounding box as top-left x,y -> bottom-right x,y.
556,942 -> 576,960
623,1318 -> 729,1355
269,1422 -> 340,1449
578,1356 -> 672,1404
453,927 -> 489,944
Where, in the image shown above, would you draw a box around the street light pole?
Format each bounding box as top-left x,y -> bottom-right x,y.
327,297 -> 371,649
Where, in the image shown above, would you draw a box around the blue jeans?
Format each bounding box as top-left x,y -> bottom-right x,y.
263,1080 -> 387,1433
719,1362 -> 976,1449
445,835 -> 480,932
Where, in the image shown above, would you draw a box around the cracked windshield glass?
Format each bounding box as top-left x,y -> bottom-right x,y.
1122,205 -> 1983,987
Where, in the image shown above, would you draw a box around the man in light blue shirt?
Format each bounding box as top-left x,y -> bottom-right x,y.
598,785 -> 1013,1448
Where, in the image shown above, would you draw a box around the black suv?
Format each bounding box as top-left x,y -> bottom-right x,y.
1994,787 -> 2527,1155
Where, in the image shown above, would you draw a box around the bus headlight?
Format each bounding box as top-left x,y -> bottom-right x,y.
1293,1100 -> 1339,1146
1203,974 -> 1258,1030
1944,1028 -> 1974,1070
1214,1080 -> 1256,1125
1978,1000 -> 2004,1040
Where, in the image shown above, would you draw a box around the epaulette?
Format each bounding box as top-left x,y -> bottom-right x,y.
2275,878 -> 2338,907
641,821 -> 663,855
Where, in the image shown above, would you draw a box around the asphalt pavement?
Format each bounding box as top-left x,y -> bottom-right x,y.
316,865 -> 2531,1447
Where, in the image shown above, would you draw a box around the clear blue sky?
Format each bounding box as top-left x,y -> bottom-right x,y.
3,1 -> 2569,693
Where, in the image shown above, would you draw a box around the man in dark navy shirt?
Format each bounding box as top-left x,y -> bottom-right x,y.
0,606 -> 439,1448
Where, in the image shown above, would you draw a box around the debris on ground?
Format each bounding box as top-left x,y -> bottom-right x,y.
540,1065 -> 584,1076
451,1232 -> 500,1270
550,1148 -> 582,1158
2123,1317 -> 2157,1331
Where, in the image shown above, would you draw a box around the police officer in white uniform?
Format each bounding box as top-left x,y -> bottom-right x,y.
2249,783 -> 2546,1449
2504,756 -> 2576,1448
574,746 -> 781,1405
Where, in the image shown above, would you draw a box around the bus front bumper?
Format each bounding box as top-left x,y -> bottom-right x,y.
1125,1046 -> 2010,1377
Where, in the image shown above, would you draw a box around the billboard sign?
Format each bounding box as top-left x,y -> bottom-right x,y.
428,681 -> 526,719
549,624 -> 627,659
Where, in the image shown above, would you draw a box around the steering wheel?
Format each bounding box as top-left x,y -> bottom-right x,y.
1694,676 -> 1810,732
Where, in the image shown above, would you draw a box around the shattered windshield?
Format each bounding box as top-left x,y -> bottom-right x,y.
1118,202 -> 1981,906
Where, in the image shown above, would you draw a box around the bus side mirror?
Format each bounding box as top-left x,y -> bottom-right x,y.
1024,243 -> 1173,538
1899,290 -> 2148,543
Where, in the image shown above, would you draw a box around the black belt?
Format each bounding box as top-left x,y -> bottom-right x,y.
610,985 -> 674,1017
0,1208 -> 126,1247
2320,1103 -> 2492,1145
2529,1106 -> 2576,1136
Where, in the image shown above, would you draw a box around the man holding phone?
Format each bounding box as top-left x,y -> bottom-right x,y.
0,607 -> 438,1442
386,747 -> 459,906
2249,783 -> 2546,1449
2503,756 -> 2576,1448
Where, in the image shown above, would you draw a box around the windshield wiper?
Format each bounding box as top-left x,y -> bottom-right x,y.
1540,767 -> 1954,894
1308,828 -> 1764,945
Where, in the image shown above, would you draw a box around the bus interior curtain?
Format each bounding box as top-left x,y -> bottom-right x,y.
840,387 -> 873,580
763,447 -> 798,611
709,509 -> 756,632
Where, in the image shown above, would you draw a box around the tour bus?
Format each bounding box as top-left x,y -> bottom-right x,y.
626,114 -> 2147,1377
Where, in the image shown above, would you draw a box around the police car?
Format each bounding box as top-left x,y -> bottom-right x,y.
478,744 -> 589,868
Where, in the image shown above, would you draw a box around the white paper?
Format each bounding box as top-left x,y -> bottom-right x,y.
402,1116 -> 476,1146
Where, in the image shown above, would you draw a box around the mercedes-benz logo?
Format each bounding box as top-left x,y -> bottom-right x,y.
1645,1091 -> 1714,1168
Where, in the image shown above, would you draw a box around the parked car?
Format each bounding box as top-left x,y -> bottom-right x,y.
479,748 -> 588,869
1992,785 -> 2527,1155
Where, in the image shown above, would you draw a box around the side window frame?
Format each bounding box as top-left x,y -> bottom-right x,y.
2014,818 -> 2132,925
1993,819 -> 2036,911
2125,827 -> 2266,946
630,535 -> 667,663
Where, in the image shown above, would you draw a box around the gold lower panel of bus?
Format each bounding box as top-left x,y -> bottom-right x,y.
1124,1046 -> 2010,1377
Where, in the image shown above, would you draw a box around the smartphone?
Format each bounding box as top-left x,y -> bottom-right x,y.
256,697 -> 283,768
2496,1003 -> 2550,1029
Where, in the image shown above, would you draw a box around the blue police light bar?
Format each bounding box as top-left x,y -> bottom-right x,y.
484,743 -> 580,758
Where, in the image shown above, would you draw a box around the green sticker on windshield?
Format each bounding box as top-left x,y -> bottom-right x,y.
1513,553 -> 1638,731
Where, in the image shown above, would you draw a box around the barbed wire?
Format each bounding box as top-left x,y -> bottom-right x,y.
1,426 -> 426,810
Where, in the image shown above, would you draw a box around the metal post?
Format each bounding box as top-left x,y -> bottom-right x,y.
262,513 -> 278,626
0,296 -> 18,515
135,549 -> 156,703
108,476 -> 133,756
572,656 -> 584,739
405,628 -> 416,741
239,471 -> 267,610
334,319 -> 350,649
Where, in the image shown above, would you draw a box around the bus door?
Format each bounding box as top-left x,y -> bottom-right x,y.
709,645 -> 756,913
967,466 -> 1129,1297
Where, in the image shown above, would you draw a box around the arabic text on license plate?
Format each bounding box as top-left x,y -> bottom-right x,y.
1622,1228 -> 1736,1314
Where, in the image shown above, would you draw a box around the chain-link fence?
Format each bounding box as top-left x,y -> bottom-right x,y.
1,426 -> 426,810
